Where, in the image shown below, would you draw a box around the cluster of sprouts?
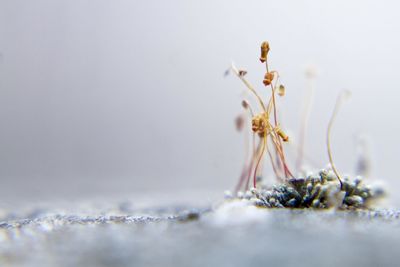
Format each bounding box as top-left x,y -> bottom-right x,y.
231,41 -> 350,193
228,41 -> 385,209
231,41 -> 296,193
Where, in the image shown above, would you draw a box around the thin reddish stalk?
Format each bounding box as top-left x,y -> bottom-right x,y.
235,165 -> 248,193
253,134 -> 267,188
266,63 -> 278,126
245,136 -> 259,190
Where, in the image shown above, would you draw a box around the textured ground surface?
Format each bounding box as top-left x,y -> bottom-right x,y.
1,199 -> 400,267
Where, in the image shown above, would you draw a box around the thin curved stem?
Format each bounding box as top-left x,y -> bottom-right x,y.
231,63 -> 267,113
266,138 -> 281,179
327,91 -> 350,189
296,74 -> 315,172
253,133 -> 267,188
266,63 -> 278,126
246,135 -> 259,190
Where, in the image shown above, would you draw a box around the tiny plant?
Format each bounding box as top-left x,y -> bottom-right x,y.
231,41 -> 293,192
229,41 -> 384,209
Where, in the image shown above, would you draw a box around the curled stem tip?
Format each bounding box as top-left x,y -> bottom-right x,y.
327,90 -> 351,189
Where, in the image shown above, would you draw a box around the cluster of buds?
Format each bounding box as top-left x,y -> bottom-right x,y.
251,113 -> 269,135
232,40 -> 295,192
260,41 -> 289,142
260,41 -> 275,87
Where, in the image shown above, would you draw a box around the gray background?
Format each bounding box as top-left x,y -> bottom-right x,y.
0,0 -> 399,206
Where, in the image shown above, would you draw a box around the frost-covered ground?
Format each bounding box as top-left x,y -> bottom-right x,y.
1,199 -> 400,267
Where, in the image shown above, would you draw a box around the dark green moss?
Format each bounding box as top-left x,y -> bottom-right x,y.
234,170 -> 384,210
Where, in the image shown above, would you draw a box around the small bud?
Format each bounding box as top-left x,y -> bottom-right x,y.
276,128 -> 289,142
263,72 -> 274,86
260,41 -> 270,63
241,100 -> 249,109
278,84 -> 285,96
238,70 -> 247,77
251,115 -> 266,133
235,115 -> 245,131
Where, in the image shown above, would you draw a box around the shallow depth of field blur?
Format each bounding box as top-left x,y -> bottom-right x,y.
1,0 -> 400,207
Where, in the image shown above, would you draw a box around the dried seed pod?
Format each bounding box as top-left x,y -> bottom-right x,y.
276,128 -> 289,142
278,84 -> 285,96
251,113 -> 268,134
263,72 -> 275,86
238,70 -> 247,77
260,41 -> 270,63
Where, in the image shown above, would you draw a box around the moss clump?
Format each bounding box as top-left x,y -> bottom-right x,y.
229,170 -> 384,210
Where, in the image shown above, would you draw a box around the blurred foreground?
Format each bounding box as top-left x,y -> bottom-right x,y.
1,199 -> 400,267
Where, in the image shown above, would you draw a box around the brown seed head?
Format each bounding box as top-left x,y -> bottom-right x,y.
260,41 -> 270,63
263,72 -> 275,86
251,113 -> 268,134
252,116 -> 262,132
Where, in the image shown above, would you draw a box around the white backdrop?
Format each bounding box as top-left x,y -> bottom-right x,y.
0,0 -> 399,206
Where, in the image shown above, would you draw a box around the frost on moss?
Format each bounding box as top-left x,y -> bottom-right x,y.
228,170 -> 385,210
